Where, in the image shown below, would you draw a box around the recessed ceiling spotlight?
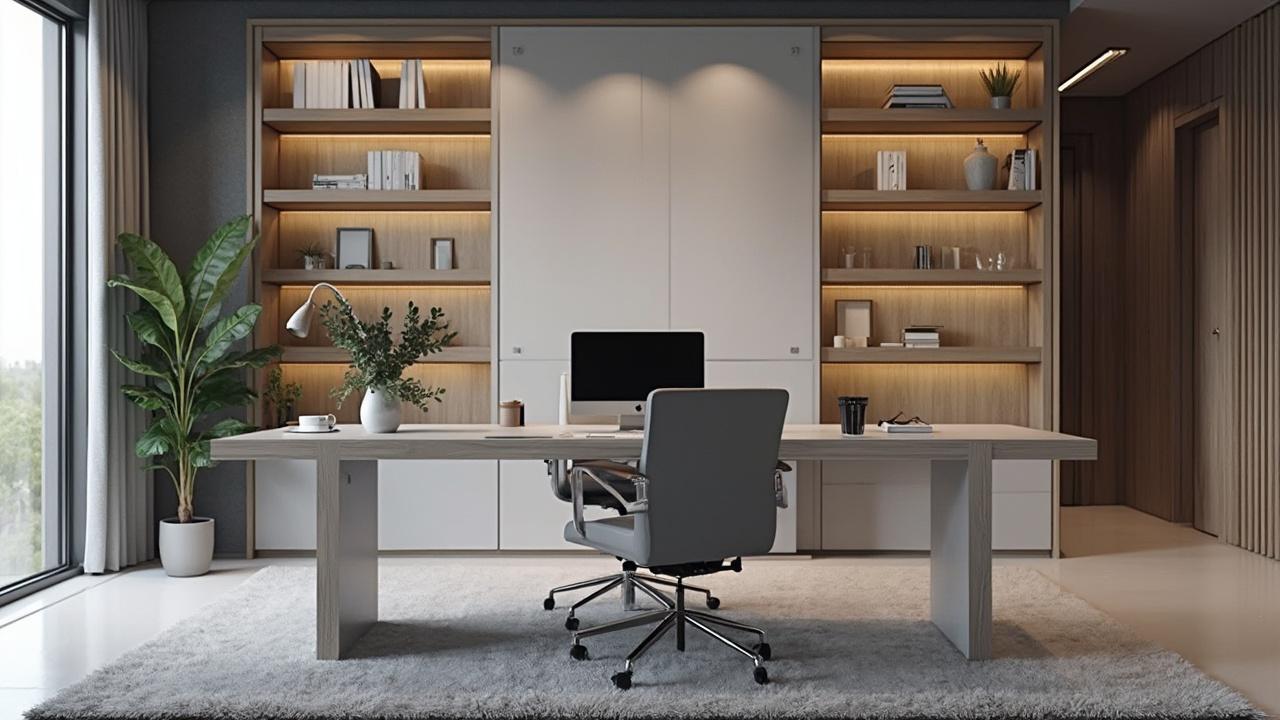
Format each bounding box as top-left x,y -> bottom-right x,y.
1057,48 -> 1128,92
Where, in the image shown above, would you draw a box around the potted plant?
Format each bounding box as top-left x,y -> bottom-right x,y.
109,215 -> 281,577
298,242 -> 327,270
979,63 -> 1021,109
262,366 -> 302,428
321,298 -> 456,433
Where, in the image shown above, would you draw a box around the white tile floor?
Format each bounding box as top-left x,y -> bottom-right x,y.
0,506 -> 1276,719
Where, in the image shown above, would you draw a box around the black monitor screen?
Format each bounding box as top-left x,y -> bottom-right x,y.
571,332 -> 705,401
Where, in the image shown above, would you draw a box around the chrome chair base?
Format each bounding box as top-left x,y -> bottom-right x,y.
566,576 -> 771,689
543,562 -> 719,630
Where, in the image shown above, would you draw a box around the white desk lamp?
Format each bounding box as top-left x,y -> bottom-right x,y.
285,282 -> 349,338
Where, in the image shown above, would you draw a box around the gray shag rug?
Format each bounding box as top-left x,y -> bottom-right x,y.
28,563 -> 1260,720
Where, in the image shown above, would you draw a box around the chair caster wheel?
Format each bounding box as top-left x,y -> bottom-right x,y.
752,642 -> 772,660
565,616 -> 580,631
543,597 -> 555,611
569,643 -> 589,661
753,666 -> 769,685
706,596 -> 721,609
611,671 -> 633,690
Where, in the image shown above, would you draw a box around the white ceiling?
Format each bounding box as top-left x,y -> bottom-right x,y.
1061,0 -> 1276,96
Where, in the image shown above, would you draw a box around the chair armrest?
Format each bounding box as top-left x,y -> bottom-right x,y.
570,465 -> 649,536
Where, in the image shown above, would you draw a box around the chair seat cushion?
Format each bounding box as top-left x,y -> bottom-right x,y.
564,516 -> 645,563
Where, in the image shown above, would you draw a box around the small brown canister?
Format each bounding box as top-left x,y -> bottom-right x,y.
498,400 -> 525,427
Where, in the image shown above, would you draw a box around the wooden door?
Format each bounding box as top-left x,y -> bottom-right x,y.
1190,117 -> 1227,536
663,28 -> 817,360
497,28 -> 669,360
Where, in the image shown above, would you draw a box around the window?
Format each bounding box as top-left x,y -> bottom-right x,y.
0,0 -> 69,595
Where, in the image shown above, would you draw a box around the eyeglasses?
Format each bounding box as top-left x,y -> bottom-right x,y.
879,411 -> 929,426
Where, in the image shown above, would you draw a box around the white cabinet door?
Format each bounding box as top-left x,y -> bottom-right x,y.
254,459 -> 316,550
705,360 -> 816,424
498,28 -> 669,360
378,461 -> 498,550
665,28 -> 816,360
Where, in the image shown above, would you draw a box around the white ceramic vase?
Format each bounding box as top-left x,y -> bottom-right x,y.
158,517 -> 215,577
964,139 -> 998,190
360,387 -> 402,433
990,95 -> 1011,109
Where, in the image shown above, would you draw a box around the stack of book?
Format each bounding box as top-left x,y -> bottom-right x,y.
882,84 -> 953,109
399,59 -> 428,109
1007,149 -> 1039,190
367,150 -> 422,190
291,60 -> 381,109
312,173 -> 367,190
902,326 -> 941,348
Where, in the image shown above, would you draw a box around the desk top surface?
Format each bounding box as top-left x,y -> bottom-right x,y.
211,423 -> 1096,462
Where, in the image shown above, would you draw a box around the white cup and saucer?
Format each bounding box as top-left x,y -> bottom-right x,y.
287,414 -> 338,434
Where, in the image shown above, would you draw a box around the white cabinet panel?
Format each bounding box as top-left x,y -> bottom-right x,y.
993,459 -> 1052,494
254,459 -> 316,550
498,28 -> 669,360
992,492 -> 1052,550
378,461 -> 498,550
498,360 -> 567,423
822,478 -> 932,551
667,29 -> 816,360
705,360 -> 816,424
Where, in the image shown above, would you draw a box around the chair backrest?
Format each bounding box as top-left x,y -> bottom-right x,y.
636,388 -> 788,566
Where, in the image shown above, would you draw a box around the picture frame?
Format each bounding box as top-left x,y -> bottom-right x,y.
335,227 -> 373,269
835,299 -> 873,341
431,237 -> 454,270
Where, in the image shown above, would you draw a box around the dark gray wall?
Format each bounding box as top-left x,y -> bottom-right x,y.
147,0 -> 1068,555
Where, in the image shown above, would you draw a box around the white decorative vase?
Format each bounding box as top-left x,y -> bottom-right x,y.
964,139 -> 998,190
990,95 -> 1011,109
360,387 -> 402,433
303,255 -> 325,270
158,517 -> 215,577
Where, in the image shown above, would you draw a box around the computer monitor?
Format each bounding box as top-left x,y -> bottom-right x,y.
570,331 -> 705,429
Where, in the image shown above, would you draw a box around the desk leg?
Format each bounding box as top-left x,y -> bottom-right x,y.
929,443 -> 993,660
316,451 -> 378,660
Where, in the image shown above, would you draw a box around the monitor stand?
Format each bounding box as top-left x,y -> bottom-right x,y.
617,413 -> 645,431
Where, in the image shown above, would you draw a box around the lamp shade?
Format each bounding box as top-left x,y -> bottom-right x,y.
285,301 -> 315,338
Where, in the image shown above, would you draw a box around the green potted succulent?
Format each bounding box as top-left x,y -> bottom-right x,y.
320,298 -> 456,433
262,366 -> 302,428
979,63 -> 1022,109
297,241 -> 327,270
109,215 -> 280,577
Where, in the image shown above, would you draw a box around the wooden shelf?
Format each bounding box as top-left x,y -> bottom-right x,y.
263,189 -> 490,211
262,269 -> 490,286
263,108 -> 490,134
280,346 -> 491,364
822,108 -> 1042,134
822,190 -> 1042,211
821,268 -> 1042,286
821,346 -> 1042,364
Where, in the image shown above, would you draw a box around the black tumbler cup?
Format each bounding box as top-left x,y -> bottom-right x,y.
838,396 -> 869,436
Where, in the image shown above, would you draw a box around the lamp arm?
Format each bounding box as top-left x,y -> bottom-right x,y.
305,282 -> 348,306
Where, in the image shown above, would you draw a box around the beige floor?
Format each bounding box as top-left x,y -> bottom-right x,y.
0,505 -> 1275,719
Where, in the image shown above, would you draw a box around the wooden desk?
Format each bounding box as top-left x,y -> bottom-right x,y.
212,423 -> 1095,661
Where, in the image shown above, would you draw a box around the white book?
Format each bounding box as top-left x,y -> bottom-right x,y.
359,59 -> 371,109
398,61 -> 408,108
406,62 -> 417,109
412,151 -> 420,189
324,61 -> 334,108
383,150 -> 394,190
368,151 -> 379,190
292,62 -> 306,108
349,60 -> 360,108
1008,149 -> 1026,190
416,60 -> 427,109
876,422 -> 934,434
1025,149 -> 1038,191
342,61 -> 350,108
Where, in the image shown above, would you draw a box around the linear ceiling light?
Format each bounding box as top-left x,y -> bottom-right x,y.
1058,48 -> 1128,93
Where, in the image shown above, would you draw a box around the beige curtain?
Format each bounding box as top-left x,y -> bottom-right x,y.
83,0 -> 151,574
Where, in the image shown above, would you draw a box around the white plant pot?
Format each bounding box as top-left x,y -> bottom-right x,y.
360,388 -> 402,433
158,517 -> 215,577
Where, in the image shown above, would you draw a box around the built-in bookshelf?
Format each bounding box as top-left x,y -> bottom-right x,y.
817,25 -> 1056,430
248,25 -> 496,435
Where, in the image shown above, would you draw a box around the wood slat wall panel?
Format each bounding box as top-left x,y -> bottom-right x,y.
1117,5 -> 1279,557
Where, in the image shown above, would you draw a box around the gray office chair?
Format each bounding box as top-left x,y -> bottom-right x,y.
561,388 -> 789,689
541,459 -> 723,625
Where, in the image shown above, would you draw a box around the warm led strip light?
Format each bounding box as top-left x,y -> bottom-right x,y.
1058,48 -> 1128,93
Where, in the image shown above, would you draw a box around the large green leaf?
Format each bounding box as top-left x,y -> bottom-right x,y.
205,346 -> 281,374
184,216 -> 255,331
189,440 -> 213,468
117,233 -> 186,320
135,417 -> 179,458
121,384 -> 170,411
108,276 -> 180,333
206,418 -> 256,438
111,349 -> 170,380
191,372 -> 255,415
198,304 -> 262,367
127,309 -> 175,353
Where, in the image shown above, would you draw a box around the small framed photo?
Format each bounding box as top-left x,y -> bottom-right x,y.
835,299 -> 873,341
336,227 -> 373,269
431,237 -> 454,270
